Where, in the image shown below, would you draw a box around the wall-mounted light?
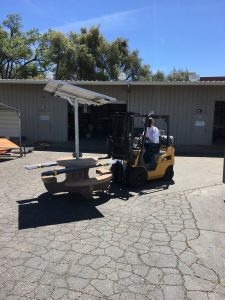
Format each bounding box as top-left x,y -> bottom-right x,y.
196,107 -> 203,113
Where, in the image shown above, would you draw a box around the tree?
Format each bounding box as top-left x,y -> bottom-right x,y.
97,37 -> 151,81
167,68 -> 190,81
41,26 -> 152,81
40,30 -> 76,80
0,14 -> 42,79
152,70 -> 164,81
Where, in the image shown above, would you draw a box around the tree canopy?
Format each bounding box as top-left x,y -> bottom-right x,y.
0,14 -> 191,81
167,68 -> 190,81
0,14 -> 43,79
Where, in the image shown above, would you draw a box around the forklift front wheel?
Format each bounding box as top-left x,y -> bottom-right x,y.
127,167 -> 147,188
111,161 -> 123,183
163,166 -> 174,181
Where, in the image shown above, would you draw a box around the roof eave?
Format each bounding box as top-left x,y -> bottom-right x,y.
0,79 -> 225,86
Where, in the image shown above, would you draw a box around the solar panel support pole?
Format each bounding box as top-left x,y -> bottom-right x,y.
73,98 -> 79,159
17,110 -> 22,157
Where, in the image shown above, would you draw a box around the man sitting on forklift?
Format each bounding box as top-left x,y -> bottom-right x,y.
143,117 -> 160,167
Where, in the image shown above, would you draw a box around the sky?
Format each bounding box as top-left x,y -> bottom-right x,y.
0,0 -> 225,76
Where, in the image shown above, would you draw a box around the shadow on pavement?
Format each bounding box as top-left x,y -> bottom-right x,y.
95,179 -> 175,200
17,179 -> 174,230
17,193 -> 108,230
94,184 -> 134,201
138,179 -> 175,195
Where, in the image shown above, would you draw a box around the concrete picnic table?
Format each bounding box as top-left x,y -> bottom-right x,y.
41,157 -> 112,199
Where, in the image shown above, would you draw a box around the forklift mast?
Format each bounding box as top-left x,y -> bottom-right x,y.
107,112 -> 135,160
107,112 -> 171,160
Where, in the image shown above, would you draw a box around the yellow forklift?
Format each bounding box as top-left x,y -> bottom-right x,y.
108,113 -> 175,188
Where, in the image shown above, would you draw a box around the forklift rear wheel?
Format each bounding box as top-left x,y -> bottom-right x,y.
127,167 -> 147,188
163,166 -> 174,181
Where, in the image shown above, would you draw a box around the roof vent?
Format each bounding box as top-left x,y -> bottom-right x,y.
188,73 -> 200,82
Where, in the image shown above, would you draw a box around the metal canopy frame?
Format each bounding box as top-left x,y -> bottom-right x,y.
0,102 -> 22,157
44,80 -> 117,158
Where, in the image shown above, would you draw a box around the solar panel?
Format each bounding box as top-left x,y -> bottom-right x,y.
44,80 -> 117,105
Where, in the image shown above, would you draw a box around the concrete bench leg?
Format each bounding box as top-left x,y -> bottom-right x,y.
42,176 -> 94,199
73,186 -> 94,200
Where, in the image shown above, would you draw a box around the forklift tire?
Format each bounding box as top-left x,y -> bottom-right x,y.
163,166 -> 174,181
127,167 -> 147,188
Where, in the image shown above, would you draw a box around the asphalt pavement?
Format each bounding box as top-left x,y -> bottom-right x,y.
0,151 -> 225,299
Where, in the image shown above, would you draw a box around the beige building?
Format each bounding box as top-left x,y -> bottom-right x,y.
0,80 -> 225,146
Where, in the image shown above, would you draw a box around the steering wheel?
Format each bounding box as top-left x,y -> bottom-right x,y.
133,136 -> 142,149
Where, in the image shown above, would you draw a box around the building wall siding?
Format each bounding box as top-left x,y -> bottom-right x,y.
0,82 -> 225,145
80,84 -> 128,103
128,85 -> 225,145
0,84 -> 67,142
